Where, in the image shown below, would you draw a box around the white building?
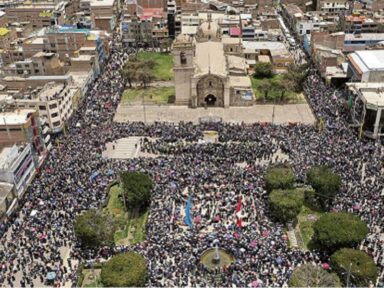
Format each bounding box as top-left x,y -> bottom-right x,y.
347,50 -> 384,83
0,144 -> 36,196
15,80 -> 79,133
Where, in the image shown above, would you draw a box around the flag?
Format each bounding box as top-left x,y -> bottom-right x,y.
236,197 -> 243,228
184,196 -> 193,228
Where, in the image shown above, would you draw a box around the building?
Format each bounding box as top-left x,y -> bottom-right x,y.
347,50 -> 384,82
347,82 -> 384,139
0,109 -> 47,154
0,144 -> 36,196
242,41 -> 293,72
3,52 -> 66,77
344,33 -> 384,52
0,182 -> 16,220
14,81 -> 79,133
90,0 -> 117,32
310,31 -> 345,54
314,0 -> 349,15
341,14 -> 380,34
5,3 -> 57,29
172,17 -> 254,107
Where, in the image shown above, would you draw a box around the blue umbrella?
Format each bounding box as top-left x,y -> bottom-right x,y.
276,256 -> 283,265
46,272 -> 56,280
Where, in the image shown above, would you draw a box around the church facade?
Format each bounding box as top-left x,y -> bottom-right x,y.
172,17 -> 254,108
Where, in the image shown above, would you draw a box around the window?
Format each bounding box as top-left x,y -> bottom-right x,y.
209,81 -> 212,87
39,105 -> 46,110
180,51 -> 187,65
51,112 -> 59,118
49,103 -> 57,109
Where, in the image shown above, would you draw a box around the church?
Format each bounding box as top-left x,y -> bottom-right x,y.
172,16 -> 254,108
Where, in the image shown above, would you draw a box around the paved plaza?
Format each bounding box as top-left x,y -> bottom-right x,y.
114,103 -> 315,124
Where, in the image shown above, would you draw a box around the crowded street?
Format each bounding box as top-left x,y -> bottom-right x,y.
0,22 -> 383,288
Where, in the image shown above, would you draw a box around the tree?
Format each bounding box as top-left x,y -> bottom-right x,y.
285,63 -> 309,93
288,263 -> 341,287
256,79 -> 272,102
120,172 -> 153,211
331,248 -> 377,287
273,77 -> 295,102
307,166 -> 341,209
136,67 -> 155,88
100,252 -> 148,287
121,66 -> 137,88
74,209 -> 117,248
312,212 -> 368,252
269,189 -> 304,223
265,165 -> 295,192
254,62 -> 274,79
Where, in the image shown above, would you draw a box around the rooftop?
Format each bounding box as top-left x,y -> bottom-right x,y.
90,0 -> 114,7
345,33 -> 384,41
0,182 -> 13,199
195,41 -> 226,77
348,50 -> 384,73
0,109 -> 35,126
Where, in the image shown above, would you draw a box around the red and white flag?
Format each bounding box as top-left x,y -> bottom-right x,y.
235,197 -> 243,228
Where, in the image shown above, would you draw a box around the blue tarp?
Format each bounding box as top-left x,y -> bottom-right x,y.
184,196 -> 193,228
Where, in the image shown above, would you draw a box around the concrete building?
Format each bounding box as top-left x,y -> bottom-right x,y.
243,41 -> 293,72
14,81 -> 78,133
3,52 -> 66,77
5,3 -> 58,29
90,0 -> 117,32
0,109 -> 47,157
314,0 -> 349,15
0,182 -> 16,220
347,82 -> 384,139
344,33 -> 384,52
0,144 -> 36,196
172,18 -> 254,107
347,50 -> 384,83
340,14 -> 381,34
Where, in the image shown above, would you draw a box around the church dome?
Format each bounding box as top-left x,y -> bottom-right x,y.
196,20 -> 221,42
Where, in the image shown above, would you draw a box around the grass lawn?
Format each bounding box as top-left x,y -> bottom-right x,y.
251,74 -> 303,103
83,278 -> 103,288
296,205 -> 324,250
104,185 -> 148,245
137,52 -> 173,81
122,87 -> 175,105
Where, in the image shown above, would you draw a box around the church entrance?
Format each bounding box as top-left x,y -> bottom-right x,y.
205,94 -> 217,106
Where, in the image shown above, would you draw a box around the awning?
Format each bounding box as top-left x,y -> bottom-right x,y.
42,126 -> 49,134
44,134 -> 50,144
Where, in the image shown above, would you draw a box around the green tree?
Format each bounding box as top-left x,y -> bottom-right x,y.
285,63 -> 309,93
273,77 -> 295,102
312,212 -> 368,252
331,248 -> 377,287
265,165 -> 295,192
256,78 -> 272,102
121,66 -> 137,88
307,165 -> 341,209
137,67 -> 155,88
120,172 -> 153,211
74,209 -> 117,248
100,252 -> 148,287
269,189 -> 304,223
254,62 -> 274,79
288,263 -> 341,287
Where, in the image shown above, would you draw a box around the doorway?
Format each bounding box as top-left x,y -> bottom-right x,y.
205,94 -> 217,106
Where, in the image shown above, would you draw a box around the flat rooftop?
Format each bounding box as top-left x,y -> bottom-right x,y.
0,109 -> 35,125
348,50 -> 384,73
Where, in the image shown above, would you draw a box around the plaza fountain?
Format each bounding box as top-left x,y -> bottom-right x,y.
200,243 -> 234,271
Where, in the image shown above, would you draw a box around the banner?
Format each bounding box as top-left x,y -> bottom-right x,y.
184,196 -> 193,228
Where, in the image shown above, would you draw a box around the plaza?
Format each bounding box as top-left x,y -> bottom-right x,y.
114,103 -> 315,124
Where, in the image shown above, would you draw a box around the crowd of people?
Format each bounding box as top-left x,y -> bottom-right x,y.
0,16 -> 383,288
